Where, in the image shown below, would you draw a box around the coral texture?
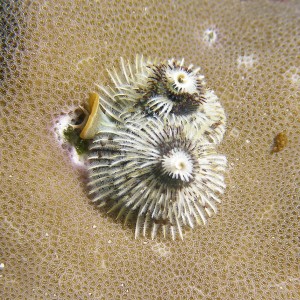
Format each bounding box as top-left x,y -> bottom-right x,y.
1,0 -> 299,299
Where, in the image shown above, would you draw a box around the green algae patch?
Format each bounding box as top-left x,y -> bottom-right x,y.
63,125 -> 89,155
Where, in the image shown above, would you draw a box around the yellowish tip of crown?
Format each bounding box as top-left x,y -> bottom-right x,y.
80,92 -> 100,139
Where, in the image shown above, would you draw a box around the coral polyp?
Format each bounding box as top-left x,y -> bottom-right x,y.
87,115 -> 226,240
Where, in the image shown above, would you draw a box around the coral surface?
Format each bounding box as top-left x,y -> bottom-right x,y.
1,0 -> 299,299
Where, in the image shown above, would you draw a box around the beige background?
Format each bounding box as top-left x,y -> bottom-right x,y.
1,0 -> 299,299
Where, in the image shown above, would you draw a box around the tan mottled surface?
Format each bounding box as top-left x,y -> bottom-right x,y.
1,0 -> 299,299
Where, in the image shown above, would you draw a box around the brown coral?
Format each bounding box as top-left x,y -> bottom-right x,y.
1,1 -> 299,299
